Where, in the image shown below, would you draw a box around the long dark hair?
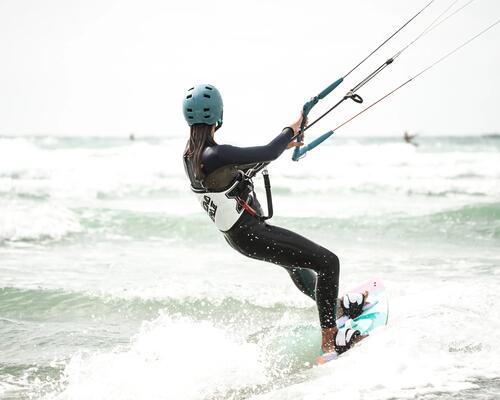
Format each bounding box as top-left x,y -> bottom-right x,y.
183,124 -> 216,181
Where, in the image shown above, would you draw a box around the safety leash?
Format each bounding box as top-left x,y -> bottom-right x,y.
236,166 -> 273,221
260,168 -> 273,220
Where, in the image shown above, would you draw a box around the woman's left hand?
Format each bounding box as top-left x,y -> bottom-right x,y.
286,113 -> 307,149
289,113 -> 308,135
286,138 -> 304,149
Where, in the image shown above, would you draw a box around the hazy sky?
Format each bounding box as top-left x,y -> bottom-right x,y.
0,0 -> 499,138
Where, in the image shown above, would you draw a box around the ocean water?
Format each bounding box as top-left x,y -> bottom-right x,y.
0,134 -> 499,400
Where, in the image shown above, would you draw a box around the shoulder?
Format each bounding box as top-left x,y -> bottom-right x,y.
202,144 -> 237,161
201,145 -> 224,174
202,145 -> 218,162
202,144 -> 241,174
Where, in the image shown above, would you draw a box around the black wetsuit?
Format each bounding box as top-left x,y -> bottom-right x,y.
183,128 -> 340,329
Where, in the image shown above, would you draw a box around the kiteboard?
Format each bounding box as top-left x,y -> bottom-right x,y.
317,278 -> 389,364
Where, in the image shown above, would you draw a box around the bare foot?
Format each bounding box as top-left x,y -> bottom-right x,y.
321,327 -> 338,353
321,328 -> 368,354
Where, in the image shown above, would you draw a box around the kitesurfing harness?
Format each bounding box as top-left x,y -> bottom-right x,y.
228,164 -> 274,222
182,125 -> 295,231
185,163 -> 273,231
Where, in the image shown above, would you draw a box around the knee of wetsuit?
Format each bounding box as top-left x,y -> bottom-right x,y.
323,252 -> 339,276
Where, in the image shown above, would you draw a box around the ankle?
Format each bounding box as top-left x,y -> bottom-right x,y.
321,327 -> 338,352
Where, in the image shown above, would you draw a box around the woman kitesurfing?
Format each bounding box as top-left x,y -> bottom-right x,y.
182,85 -> 367,355
181,1 -> 499,358
180,1 -> 436,357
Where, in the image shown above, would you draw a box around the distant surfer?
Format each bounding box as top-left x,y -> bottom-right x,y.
182,84 -> 367,355
403,130 -> 418,147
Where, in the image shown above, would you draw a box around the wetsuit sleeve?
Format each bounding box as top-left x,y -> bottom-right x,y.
204,128 -> 294,171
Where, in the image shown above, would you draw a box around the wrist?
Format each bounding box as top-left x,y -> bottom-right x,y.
282,127 -> 295,138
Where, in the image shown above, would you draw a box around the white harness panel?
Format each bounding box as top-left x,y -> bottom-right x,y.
192,180 -> 244,232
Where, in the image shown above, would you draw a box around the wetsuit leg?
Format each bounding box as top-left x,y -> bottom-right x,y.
226,235 -> 321,303
287,268 -> 317,301
225,216 -> 339,329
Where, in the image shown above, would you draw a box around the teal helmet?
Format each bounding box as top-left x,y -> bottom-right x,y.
183,84 -> 223,127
